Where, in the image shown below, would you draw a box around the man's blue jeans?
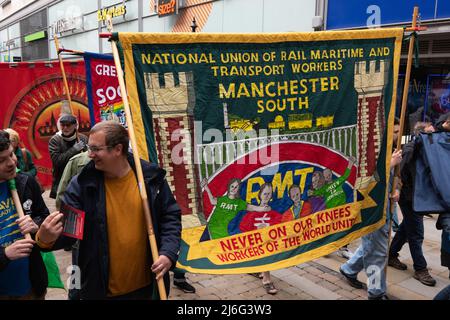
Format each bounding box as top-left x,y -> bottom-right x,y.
341,220 -> 389,299
392,203 -> 399,231
389,200 -> 427,271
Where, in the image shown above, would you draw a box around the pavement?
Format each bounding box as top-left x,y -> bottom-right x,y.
42,191 -> 450,300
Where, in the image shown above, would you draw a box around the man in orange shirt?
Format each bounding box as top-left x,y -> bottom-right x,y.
37,121 -> 181,299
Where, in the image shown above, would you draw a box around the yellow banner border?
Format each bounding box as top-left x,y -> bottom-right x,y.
122,39 -> 149,161
176,217 -> 386,274
384,28 -> 403,223
119,28 -> 404,48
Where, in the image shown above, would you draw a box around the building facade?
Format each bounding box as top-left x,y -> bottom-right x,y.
2,0 -> 448,214
0,0 -> 317,217
317,0 -> 450,128
0,0 -> 317,62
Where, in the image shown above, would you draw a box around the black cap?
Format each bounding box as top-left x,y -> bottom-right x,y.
59,114 -> 77,124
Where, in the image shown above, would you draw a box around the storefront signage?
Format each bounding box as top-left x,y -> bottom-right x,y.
327,0 -> 450,29
97,4 -> 127,21
24,30 -> 47,42
158,0 -> 178,17
0,54 -> 20,62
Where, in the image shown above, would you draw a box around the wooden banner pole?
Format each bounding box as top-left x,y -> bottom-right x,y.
59,48 -> 85,56
386,6 -> 419,275
54,35 -> 73,114
8,179 -> 32,240
104,16 -> 168,300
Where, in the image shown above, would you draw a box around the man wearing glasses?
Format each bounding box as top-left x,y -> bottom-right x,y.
37,121 -> 181,300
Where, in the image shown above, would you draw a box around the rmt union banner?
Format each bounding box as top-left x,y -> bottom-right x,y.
117,29 -> 403,274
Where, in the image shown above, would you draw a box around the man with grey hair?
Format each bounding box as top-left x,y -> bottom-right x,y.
48,113 -> 88,199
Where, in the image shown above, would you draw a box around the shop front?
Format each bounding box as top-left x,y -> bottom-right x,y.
322,0 -> 450,130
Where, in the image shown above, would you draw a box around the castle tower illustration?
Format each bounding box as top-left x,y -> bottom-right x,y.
144,71 -> 201,217
354,60 -> 389,187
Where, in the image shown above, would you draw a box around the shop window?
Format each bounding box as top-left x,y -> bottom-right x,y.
20,9 -> 49,61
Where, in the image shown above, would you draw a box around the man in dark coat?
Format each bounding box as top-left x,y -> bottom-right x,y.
37,121 -> 181,299
48,114 -> 88,199
388,121 -> 436,286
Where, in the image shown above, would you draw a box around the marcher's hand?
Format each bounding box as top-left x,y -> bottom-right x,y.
390,149 -> 402,168
262,205 -> 271,212
37,211 -> 64,244
17,215 -> 39,235
151,255 -> 172,280
4,239 -> 35,260
390,189 -> 400,202
307,189 -> 313,196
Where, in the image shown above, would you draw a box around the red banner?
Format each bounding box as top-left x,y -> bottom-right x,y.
0,61 -> 89,188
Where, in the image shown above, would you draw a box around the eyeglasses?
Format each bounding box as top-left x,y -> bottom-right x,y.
87,145 -> 111,153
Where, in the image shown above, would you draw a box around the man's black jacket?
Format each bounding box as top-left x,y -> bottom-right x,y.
57,155 -> 182,299
399,139 -> 416,204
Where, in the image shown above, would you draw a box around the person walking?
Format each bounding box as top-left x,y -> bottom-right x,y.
388,121 -> 437,287
339,119 -> 402,300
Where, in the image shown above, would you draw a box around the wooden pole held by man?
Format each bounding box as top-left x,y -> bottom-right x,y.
386,6 -> 420,274
54,35 -> 74,115
8,179 -> 32,240
104,16 -> 168,300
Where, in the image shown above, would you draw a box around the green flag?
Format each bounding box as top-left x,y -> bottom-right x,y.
41,251 -> 65,289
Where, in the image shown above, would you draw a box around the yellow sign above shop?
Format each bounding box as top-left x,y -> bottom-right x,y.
97,4 -> 126,21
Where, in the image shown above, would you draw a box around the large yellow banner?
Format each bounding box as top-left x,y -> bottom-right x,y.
118,28 -> 403,274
